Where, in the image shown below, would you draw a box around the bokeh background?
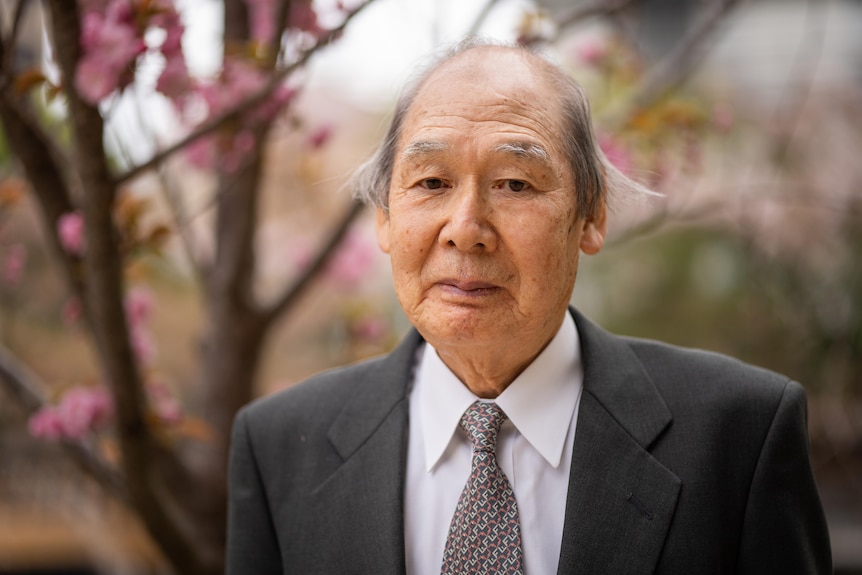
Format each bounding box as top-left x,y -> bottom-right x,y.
0,0 -> 860,573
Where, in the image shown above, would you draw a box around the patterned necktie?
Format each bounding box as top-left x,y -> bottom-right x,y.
441,401 -> 524,574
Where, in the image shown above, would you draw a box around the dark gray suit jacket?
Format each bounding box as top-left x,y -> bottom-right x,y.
227,309 -> 831,574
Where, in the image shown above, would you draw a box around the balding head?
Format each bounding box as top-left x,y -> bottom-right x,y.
351,38 -> 639,221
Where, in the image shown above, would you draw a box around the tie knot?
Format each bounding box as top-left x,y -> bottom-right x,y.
459,401 -> 508,452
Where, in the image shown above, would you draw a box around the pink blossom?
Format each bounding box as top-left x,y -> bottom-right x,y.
63,297 -> 83,326
599,134 -> 633,175
289,0 -> 324,37
146,381 -> 182,424
712,103 -> 735,132
353,314 -> 389,343
130,326 -> 158,366
75,0 -> 147,104
125,286 -> 154,326
58,211 -> 86,255
28,407 -> 66,439
3,244 -> 27,286
286,239 -> 314,272
156,53 -> 191,101
75,56 -> 123,104
325,230 -> 376,289
306,124 -> 333,150
58,386 -> 114,439
577,38 -> 608,67
185,135 -> 216,170
28,385 -> 115,441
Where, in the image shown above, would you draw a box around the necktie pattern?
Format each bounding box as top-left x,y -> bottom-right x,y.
441,401 -> 524,574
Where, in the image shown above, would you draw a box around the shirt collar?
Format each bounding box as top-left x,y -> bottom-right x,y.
416,312 -> 582,471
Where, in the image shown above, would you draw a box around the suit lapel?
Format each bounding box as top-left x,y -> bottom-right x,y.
309,331 -> 422,575
557,310 -> 681,574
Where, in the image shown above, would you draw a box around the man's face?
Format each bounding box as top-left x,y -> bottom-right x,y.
377,48 -> 606,356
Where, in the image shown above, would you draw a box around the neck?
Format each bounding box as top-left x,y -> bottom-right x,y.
432,324 -> 561,398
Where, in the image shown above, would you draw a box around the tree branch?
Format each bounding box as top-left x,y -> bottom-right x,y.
47,3 -> 210,573
0,92 -> 89,315
115,0 -> 376,186
0,343 -> 126,496
625,0 -> 746,113
263,198 -> 365,326
555,0 -> 640,30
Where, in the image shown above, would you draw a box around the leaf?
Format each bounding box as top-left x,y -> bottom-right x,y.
145,224 -> 173,249
13,68 -> 48,96
0,178 -> 27,207
173,416 -> 215,442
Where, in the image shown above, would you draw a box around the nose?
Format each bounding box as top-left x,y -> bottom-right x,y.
438,184 -> 498,252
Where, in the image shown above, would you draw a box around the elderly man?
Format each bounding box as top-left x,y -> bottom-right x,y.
227,41 -> 831,574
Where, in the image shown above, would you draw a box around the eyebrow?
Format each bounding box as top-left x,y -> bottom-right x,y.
492,142 -> 551,161
400,140 -> 450,160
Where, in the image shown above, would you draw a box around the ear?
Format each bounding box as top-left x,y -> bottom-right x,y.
579,200 -> 607,255
375,207 -> 391,254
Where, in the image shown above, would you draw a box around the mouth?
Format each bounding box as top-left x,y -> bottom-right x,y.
435,278 -> 501,297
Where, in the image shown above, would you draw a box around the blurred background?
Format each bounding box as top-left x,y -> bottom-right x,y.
0,0 -> 860,573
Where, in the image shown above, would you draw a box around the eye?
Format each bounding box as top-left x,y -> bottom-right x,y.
505,180 -> 528,192
421,178 -> 445,190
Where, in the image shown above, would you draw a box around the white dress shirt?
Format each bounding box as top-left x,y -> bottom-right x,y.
404,313 -> 584,575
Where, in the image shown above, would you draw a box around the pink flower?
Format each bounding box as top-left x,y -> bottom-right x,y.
75,0 -> 147,104
58,211 -> 86,255
130,326 -> 157,366
75,56 -> 123,104
712,103 -> 735,132
306,124 -> 333,150
577,39 -> 609,67
185,135 -> 216,170
146,381 -> 182,424
325,229 -> 376,289
28,407 -> 66,439
353,314 -> 389,343
3,244 -> 27,286
63,297 -> 83,326
289,0 -> 324,37
58,386 -> 114,439
156,53 -> 191,101
125,286 -> 154,326
599,134 -> 633,175
28,385 -> 115,441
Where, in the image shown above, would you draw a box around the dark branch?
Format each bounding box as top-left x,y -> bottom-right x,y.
628,0 -> 746,110
263,199 -> 365,325
555,0 -> 640,30
116,0 -> 376,185
0,343 -> 126,496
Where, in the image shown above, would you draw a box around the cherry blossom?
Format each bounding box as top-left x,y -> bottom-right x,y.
28,385 -> 114,441
146,381 -> 183,424
306,124 -> 333,150
576,38 -> 609,67
325,229 -> 377,289
3,244 -> 27,286
58,211 -> 86,255
599,134 -> 633,175
125,286 -> 155,326
75,0 -> 147,104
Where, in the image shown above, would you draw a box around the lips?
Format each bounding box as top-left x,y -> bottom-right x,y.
436,278 -> 500,296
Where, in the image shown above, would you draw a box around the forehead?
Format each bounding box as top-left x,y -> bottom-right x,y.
398,48 -> 567,159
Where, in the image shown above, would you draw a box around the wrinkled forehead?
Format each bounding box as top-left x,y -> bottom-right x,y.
399,47 -> 567,154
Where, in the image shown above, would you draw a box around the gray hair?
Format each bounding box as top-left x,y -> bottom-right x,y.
350,38 -> 650,220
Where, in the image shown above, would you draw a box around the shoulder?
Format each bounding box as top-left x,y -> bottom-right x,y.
622,335 -> 803,428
